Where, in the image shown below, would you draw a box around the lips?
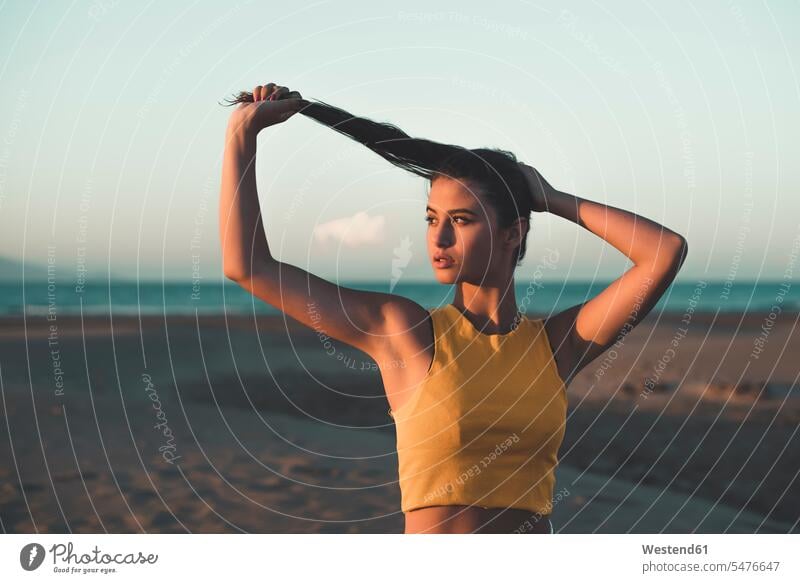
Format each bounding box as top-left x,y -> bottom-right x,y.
433,253 -> 455,268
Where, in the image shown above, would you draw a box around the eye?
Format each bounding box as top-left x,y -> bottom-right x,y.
425,216 -> 470,225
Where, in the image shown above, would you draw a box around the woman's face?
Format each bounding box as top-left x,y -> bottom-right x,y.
426,176 -> 518,285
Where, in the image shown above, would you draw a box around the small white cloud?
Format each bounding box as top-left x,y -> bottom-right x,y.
313,211 -> 385,248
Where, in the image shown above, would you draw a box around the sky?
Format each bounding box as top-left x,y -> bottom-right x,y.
0,0 -> 798,283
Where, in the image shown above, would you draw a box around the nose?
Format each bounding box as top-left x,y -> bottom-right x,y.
432,221 -> 455,249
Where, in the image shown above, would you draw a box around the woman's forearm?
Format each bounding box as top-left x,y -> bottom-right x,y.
219,124 -> 275,281
544,188 -> 685,267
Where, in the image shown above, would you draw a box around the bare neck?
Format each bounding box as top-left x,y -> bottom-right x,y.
452,279 -> 519,334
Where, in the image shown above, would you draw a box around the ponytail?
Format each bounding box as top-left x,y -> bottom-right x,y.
220,91 -> 533,266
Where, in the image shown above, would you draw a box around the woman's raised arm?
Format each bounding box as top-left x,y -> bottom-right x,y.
219,83 -> 301,279
519,163 -> 688,385
219,84 -> 421,358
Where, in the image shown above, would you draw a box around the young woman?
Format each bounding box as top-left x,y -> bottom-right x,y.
219,83 -> 688,534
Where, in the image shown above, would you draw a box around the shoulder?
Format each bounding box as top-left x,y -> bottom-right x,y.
373,296 -> 435,357
380,296 -> 431,332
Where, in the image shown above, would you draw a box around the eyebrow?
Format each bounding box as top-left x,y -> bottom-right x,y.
426,206 -> 480,217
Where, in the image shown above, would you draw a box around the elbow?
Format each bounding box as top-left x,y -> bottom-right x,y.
224,271 -> 245,283
661,229 -> 687,257
221,253 -> 262,283
223,256 -> 275,284
645,233 -> 687,275
671,234 -> 688,265
222,261 -> 250,283
659,233 -> 688,273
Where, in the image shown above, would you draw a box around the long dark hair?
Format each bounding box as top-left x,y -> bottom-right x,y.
220,91 -> 534,266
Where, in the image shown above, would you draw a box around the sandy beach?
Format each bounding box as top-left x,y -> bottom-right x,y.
0,310 -> 797,533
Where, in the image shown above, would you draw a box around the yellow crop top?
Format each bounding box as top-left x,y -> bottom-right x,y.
388,303 -> 568,514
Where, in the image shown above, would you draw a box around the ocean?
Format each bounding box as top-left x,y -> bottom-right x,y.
3,278 -> 796,317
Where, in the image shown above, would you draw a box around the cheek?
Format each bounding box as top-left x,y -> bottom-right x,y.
461,226 -> 494,259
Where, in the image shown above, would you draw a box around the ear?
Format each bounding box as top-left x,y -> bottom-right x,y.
504,217 -> 529,249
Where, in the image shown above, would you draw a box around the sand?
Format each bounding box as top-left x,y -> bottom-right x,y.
0,310 -> 797,533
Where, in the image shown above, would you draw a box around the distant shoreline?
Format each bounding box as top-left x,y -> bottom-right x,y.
2,308 -> 798,322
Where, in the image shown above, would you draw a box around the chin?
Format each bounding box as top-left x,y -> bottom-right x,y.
433,274 -> 457,285
431,267 -> 462,284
